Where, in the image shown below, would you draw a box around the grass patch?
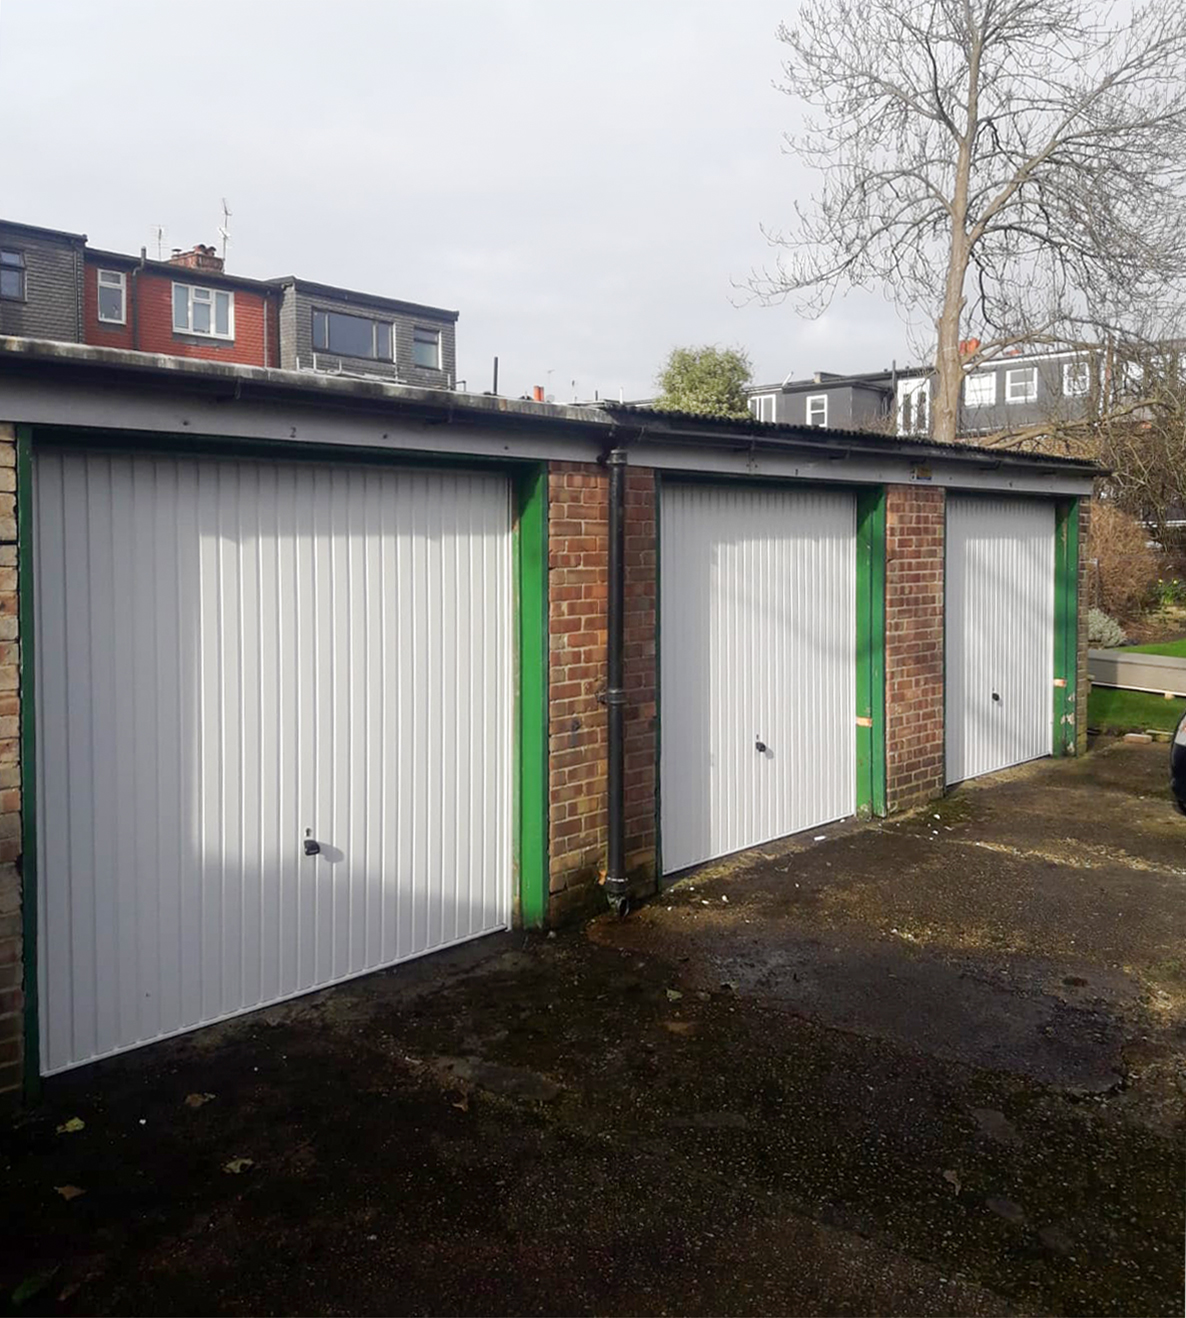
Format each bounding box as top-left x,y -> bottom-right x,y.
1124,637 -> 1186,657
1089,685 -> 1186,733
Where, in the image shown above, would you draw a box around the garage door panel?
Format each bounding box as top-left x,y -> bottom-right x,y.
946,496 -> 1054,784
35,450 -> 512,1075
661,484 -> 856,874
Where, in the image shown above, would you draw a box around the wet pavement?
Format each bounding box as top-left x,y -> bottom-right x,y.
2,738 -> 1183,1315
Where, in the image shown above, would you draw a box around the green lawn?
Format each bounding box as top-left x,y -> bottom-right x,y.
1089,685 -> 1186,734
1123,637 -> 1186,658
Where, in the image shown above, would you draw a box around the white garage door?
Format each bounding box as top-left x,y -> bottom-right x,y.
34,449 -> 512,1074
660,483 -> 856,874
946,495 -> 1054,785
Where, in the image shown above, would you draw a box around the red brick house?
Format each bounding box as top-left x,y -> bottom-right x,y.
84,244 -> 281,367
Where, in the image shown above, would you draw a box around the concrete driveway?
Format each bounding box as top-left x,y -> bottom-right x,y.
2,738 -> 1183,1316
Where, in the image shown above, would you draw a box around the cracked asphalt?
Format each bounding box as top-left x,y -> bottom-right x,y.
2,737 -> 1183,1316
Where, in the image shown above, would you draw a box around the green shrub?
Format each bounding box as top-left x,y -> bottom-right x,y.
1087,607 -> 1127,647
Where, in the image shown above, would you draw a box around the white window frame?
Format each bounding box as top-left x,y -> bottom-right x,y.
1062,361 -> 1090,397
896,378 -> 930,435
748,394 -> 776,423
963,370 -> 996,406
1005,366 -> 1038,403
805,394 -> 828,427
412,325 -> 442,370
96,269 -> 126,325
172,282 -> 235,340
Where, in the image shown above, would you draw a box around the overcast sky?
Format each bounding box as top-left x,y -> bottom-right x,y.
0,0 -> 911,399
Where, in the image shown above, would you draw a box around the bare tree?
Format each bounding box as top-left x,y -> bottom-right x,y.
749,0 -> 1186,445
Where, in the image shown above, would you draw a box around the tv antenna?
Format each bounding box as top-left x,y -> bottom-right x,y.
218,198 -> 232,262
151,225 -> 165,260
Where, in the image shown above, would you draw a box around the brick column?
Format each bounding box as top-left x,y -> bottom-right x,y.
547,462 -> 656,924
0,424 -> 22,1099
884,484 -> 946,812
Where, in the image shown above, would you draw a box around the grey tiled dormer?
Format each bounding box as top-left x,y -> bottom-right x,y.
0,219 -> 86,344
272,277 -> 457,390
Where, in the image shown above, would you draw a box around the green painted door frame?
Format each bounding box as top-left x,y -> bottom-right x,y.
1052,497 -> 1080,756
856,488 -> 888,816
514,465 -> 549,926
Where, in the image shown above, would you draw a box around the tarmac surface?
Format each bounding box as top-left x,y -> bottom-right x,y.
2,737 -> 1182,1315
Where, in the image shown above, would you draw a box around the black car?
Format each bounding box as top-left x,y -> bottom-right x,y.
1173,710 -> 1186,815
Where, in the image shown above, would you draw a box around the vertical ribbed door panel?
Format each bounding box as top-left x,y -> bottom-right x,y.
945,495 -> 1055,785
660,483 -> 856,874
34,449 -> 512,1074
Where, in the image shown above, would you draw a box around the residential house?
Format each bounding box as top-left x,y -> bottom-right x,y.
0,219 -> 86,344
272,277 -> 457,389
748,346 -> 1128,440
747,367 -> 922,433
0,216 -> 459,386
85,244 -> 282,367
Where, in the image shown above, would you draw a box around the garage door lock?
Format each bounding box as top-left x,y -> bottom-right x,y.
303,831 -> 321,857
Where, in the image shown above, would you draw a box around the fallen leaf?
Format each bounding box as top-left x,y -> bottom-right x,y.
11,1268 -> 59,1307
55,1117 -> 85,1134
943,1169 -> 962,1194
985,1195 -> 1026,1225
54,1185 -> 85,1201
184,1093 -> 216,1109
222,1157 -> 254,1175
663,1021 -> 697,1035
665,989 -> 683,1002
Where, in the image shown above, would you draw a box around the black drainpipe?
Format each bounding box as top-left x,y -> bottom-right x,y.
603,445 -> 629,917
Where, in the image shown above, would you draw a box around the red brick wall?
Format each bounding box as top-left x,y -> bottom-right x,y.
885,484 -> 946,811
0,426 -> 21,1099
84,260 -> 279,366
547,462 -> 656,923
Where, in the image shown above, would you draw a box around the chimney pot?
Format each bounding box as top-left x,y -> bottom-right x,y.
168,243 -> 225,273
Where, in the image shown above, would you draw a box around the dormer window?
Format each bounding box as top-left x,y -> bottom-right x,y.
0,249 -> 26,301
173,283 -> 234,339
97,269 -> 126,324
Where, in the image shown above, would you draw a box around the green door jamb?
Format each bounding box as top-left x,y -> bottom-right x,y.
16,424 -> 39,1101
515,464 -> 549,927
1053,498 -> 1080,756
855,488 -> 887,816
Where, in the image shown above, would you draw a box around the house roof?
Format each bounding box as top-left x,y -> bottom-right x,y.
0,217 -> 87,245
747,365 -> 931,394
267,277 -> 459,322
85,248 -> 283,294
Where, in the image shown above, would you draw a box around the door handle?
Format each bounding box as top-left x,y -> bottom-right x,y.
755,737 -> 768,754
303,830 -> 321,856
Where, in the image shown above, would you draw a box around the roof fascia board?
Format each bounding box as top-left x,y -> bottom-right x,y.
632,441 -> 1094,497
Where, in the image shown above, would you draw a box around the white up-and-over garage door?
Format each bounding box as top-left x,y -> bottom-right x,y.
34,449 -> 513,1075
945,495 -> 1055,785
660,483 -> 856,874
